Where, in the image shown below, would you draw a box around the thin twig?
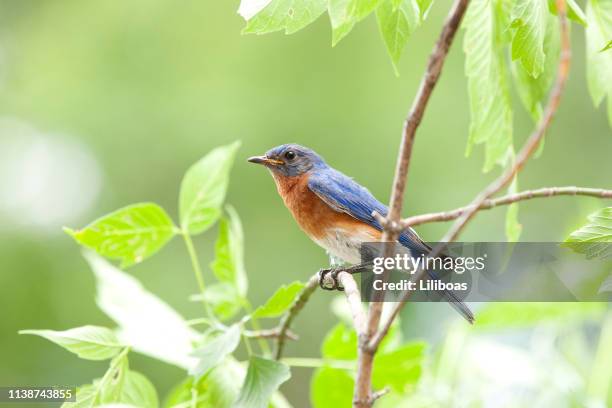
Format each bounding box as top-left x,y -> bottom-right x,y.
244,328 -> 299,341
274,273 -> 319,360
370,0 -> 571,351
370,387 -> 390,404
355,0 -> 470,406
371,186 -> 612,230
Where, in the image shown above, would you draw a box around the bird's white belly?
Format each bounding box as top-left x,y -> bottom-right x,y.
313,227 -> 372,265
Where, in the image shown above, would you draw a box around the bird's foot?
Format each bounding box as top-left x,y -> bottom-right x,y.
318,267 -> 344,291
318,263 -> 372,291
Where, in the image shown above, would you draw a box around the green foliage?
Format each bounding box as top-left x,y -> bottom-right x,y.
19,326 -> 123,361
372,342 -> 425,392
64,203 -> 176,268
328,0 -> 367,45
189,325 -> 242,379
85,252 -> 290,408
239,0 -> 430,67
210,206 -> 248,298
564,207 -> 612,259
311,322 -> 424,405
119,371 -> 159,408
321,323 -> 358,360
511,0 -> 548,77
85,252 -> 198,369
242,0 -> 327,35
252,281 -> 306,318
234,357 -> 291,408
602,39 -> 612,51
311,367 -> 354,407
61,350 -> 158,408
163,361 -> 245,408
194,282 -> 244,321
179,141 -> 240,235
586,0 -> 612,126
53,143 -> 296,407
463,0 -> 513,173
512,12 -> 560,121
376,0 -> 421,72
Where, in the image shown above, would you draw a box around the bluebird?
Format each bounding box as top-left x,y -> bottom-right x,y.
248,144 -> 474,323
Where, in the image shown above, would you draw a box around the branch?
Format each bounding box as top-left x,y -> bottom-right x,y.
244,328 -> 299,341
356,0 -> 469,406
372,186 -> 612,230
274,273 -> 319,360
370,0 -> 572,351
338,272 -> 367,334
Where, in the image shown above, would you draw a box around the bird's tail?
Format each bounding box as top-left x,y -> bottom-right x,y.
424,268 -> 474,324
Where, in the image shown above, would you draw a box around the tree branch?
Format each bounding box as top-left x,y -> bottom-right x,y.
355,0 -> 469,406
370,0 -> 572,352
274,273 -> 319,360
372,186 -> 612,230
338,272 -> 367,334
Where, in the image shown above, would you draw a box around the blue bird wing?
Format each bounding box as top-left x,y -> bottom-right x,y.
307,169 -> 430,254
308,168 -> 475,324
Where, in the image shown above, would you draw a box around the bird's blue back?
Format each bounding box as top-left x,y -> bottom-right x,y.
307,166 -> 431,254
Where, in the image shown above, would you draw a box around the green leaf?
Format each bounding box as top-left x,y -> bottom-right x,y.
65,203 -> 176,268
511,0 -> 548,77
563,207 -> 612,259
310,368 -> 354,408
179,142 -> 240,235
234,357 -> 291,408
193,282 -> 243,321
512,12 -> 560,121
62,384 -> 97,408
372,342 -> 425,392
84,252 -> 199,369
210,206 -> 248,297
63,354 -> 156,408
99,352 -> 130,404
20,326 -> 123,361
586,0 -> 612,127
416,0 -> 434,18
162,367 -> 242,408
252,281 -> 305,318
328,0 -> 385,45
602,39 -> 612,51
376,0 -> 420,72
549,0 -> 587,26
463,0 -> 514,172
189,325 -> 242,380
120,371 -> 159,408
328,0 -> 358,45
241,0 -> 327,35
505,174 -> 523,242
321,323 -> 358,360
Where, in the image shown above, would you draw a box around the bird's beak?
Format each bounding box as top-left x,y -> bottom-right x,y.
247,155 -> 284,166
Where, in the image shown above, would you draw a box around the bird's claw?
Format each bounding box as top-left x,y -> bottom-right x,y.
318,268 -> 345,291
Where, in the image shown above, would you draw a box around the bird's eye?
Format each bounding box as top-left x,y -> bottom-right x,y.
284,151 -> 296,161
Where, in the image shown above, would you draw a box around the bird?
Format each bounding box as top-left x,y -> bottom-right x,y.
248,143 -> 474,324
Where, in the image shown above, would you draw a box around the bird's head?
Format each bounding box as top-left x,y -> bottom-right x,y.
248,144 -> 326,177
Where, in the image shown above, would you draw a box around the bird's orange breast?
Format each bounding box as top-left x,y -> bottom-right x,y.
271,172 -> 381,242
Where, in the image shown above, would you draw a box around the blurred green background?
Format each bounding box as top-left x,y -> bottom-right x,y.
0,1 -> 611,407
